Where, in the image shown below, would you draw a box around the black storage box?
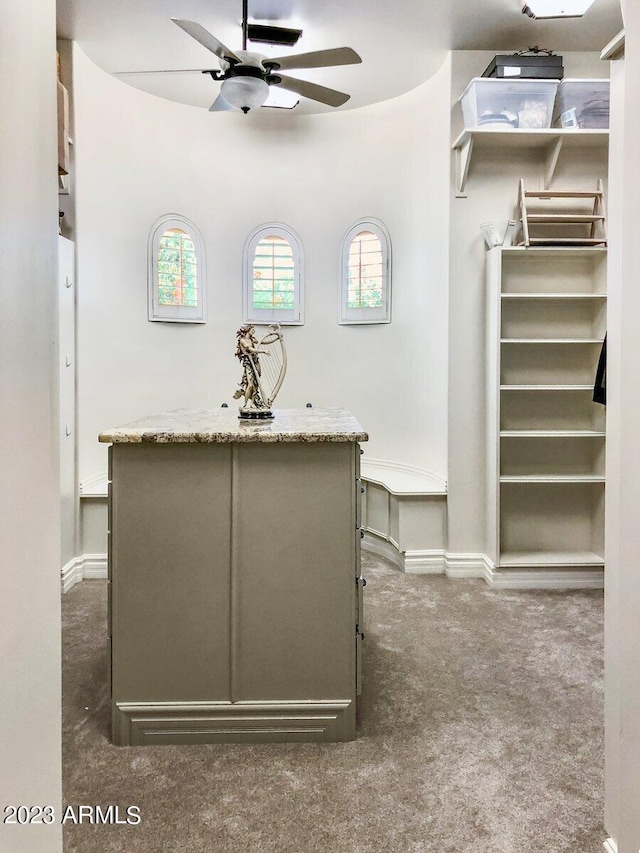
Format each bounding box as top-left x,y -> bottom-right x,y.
483,54 -> 564,80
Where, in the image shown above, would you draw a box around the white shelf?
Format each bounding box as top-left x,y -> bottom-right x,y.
452,128 -> 609,193
500,475 -> 605,483
500,385 -> 594,391
499,550 -> 605,568
500,338 -> 603,344
501,246 -> 608,256
501,293 -> 606,299
500,430 -> 606,438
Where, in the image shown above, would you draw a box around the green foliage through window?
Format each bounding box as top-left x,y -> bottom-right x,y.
157,228 -> 198,307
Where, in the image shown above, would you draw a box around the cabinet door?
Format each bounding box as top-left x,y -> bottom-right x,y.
233,442 -> 356,702
110,443 -> 233,702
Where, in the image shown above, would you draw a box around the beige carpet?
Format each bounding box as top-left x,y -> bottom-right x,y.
62,553 -> 605,852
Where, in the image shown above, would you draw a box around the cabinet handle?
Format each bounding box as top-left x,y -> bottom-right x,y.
360,529 -> 364,539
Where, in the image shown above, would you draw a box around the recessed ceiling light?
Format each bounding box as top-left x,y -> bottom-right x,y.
522,0 -> 596,18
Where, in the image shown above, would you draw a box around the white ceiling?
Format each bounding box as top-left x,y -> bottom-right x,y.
56,0 -> 623,115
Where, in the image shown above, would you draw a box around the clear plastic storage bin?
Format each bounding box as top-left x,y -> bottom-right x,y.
553,79 -> 610,129
459,77 -> 560,129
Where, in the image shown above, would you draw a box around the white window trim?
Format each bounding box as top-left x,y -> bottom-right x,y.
243,222 -> 304,326
339,218 -> 392,325
148,214 -> 206,323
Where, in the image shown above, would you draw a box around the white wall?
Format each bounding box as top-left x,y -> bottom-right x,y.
73,47 -> 451,486
0,2 -> 62,851
604,5 -> 640,851
447,51 -> 609,556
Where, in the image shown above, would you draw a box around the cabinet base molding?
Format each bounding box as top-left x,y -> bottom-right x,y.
61,553 -> 108,593
113,699 -> 355,746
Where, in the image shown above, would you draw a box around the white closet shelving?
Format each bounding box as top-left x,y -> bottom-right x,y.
487,246 -> 606,576
452,128 -> 609,194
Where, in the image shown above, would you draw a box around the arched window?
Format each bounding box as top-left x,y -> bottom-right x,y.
243,223 -> 304,325
340,219 -> 391,324
148,215 -> 206,322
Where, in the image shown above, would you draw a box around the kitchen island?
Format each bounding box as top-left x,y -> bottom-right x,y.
99,407 -> 368,745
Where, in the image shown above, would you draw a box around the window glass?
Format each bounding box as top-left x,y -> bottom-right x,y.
243,223 -> 304,325
347,231 -> 384,309
148,215 -> 206,323
157,228 -> 198,307
252,236 -> 295,311
340,219 -> 391,325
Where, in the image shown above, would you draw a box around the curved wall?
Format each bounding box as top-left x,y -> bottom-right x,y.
73,46 -> 451,482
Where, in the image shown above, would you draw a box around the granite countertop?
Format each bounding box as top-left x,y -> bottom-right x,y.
99,407 -> 368,444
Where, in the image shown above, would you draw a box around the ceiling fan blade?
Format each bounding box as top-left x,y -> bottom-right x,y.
209,94 -> 233,112
266,47 -> 361,72
114,69 -> 213,76
171,18 -> 240,63
273,74 -> 350,108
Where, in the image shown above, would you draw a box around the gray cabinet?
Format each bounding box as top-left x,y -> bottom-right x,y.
103,409 -> 367,745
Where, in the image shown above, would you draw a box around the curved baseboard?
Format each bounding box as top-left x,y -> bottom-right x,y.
362,535 -> 603,590
61,554 -> 108,593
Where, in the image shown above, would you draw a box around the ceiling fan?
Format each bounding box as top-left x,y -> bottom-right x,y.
153,0 -> 362,113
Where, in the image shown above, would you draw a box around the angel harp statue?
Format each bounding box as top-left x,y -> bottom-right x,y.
233,323 -> 287,419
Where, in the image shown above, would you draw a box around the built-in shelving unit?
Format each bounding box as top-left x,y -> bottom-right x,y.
452,128 -> 609,194
486,246 -> 606,581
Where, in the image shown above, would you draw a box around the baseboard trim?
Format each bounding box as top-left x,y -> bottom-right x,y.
61,553 -> 108,593
603,839 -> 617,853
404,549 -> 446,574
363,535 -> 489,581
445,553 -> 493,584
362,535 -> 603,589
66,546 -> 604,593
113,699 -> 355,746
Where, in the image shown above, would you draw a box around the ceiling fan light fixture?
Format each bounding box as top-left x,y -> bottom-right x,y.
522,0 -> 596,18
220,75 -> 270,112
